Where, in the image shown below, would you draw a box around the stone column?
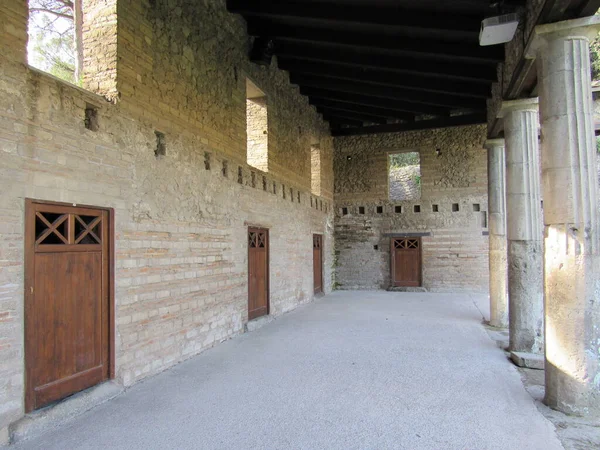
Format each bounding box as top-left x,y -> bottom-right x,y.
498,99 -> 544,367
528,16 -> 600,417
485,139 -> 508,329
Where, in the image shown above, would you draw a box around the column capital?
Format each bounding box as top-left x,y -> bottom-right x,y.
497,97 -> 539,118
526,15 -> 600,58
484,138 -> 505,150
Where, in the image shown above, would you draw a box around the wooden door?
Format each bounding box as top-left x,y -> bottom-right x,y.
25,200 -> 113,412
248,228 -> 269,320
313,234 -> 323,294
391,237 -> 422,287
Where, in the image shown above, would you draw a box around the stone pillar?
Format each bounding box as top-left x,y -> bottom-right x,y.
528,16 -> 600,417
485,139 -> 508,328
498,98 -> 544,366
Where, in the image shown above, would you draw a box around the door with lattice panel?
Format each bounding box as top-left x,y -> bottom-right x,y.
248,228 -> 269,320
391,237 -> 422,287
24,200 -> 113,412
313,234 -> 323,294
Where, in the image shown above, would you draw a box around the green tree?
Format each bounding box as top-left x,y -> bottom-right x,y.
390,152 -> 420,168
28,0 -> 83,85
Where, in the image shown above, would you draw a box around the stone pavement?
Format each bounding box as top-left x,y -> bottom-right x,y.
11,292 -> 563,450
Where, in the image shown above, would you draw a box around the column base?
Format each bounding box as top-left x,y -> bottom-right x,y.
510,351 -> 544,370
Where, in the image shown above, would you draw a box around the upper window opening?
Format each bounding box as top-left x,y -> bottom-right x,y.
27,0 -> 83,85
389,152 -> 421,201
246,79 -> 268,172
311,144 -> 321,196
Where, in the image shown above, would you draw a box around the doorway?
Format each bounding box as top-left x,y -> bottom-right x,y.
391,237 -> 422,287
248,227 -> 269,320
313,234 -> 323,294
24,199 -> 113,412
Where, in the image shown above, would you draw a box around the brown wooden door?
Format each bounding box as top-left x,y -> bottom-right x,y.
313,234 -> 323,294
391,237 -> 422,287
25,200 -> 112,412
248,228 -> 269,320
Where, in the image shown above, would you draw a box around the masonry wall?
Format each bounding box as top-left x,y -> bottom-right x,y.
333,125 -> 489,292
0,0 -> 334,434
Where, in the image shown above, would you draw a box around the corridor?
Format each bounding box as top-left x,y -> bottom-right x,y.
13,292 -> 561,450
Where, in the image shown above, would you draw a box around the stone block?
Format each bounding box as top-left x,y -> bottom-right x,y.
510,351 -> 545,370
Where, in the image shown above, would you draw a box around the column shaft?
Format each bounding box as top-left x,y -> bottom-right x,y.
501,99 -> 544,356
534,18 -> 600,416
485,139 -> 508,328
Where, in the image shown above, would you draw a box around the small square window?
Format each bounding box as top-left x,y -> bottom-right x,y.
359,206 -> 365,214
473,203 -> 481,212
452,203 -> 460,212
414,205 -> 421,213
342,207 -> 348,216
432,204 -> 439,212
154,131 -> 166,158
395,206 -> 402,214
376,206 -> 383,214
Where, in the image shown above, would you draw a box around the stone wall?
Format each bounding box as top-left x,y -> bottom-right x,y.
246,97 -> 269,172
333,125 -> 489,292
0,0 -> 334,434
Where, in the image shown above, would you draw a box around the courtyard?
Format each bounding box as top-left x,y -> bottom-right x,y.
11,292 -> 562,450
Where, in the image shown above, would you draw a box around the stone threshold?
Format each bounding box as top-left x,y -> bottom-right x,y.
7,381 -> 124,446
245,314 -> 275,332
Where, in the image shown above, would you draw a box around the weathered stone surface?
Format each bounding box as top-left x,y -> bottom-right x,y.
533,17 -> 600,417
333,125 -> 489,292
510,351 -> 545,370
485,139 -> 508,329
0,0 -> 334,432
389,164 -> 420,201
500,99 -> 544,356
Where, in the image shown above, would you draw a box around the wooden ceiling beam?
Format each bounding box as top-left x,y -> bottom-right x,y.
227,0 -> 481,38
292,74 -> 485,109
316,107 -> 388,124
246,19 -> 503,64
322,114 -> 363,127
300,87 -> 451,116
275,42 -> 498,82
279,58 -> 491,99
309,98 -> 415,121
332,112 -> 487,137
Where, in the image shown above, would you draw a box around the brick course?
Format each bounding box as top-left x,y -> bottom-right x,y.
333,125 -> 489,292
0,0 -> 334,432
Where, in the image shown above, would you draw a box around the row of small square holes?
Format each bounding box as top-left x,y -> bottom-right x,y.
342,203 -> 482,215
203,152 -> 329,213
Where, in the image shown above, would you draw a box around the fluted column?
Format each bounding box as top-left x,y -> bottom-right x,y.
498,99 -> 544,364
485,139 -> 508,328
528,16 -> 600,417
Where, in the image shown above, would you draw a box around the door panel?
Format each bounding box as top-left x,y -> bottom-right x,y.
391,238 -> 422,287
25,200 -> 111,412
248,228 -> 269,320
313,234 -> 323,294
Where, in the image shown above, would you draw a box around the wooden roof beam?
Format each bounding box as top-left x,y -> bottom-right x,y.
292,74 -> 485,110
309,98 -> 415,121
227,0 -> 481,38
246,19 -> 503,64
332,113 -> 487,136
300,87 -> 451,116
275,42 -> 498,83
279,58 -> 491,99
316,107 -> 388,124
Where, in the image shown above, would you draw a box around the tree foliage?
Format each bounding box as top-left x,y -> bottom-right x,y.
591,36 -> 600,81
28,0 -> 82,85
390,152 -> 420,168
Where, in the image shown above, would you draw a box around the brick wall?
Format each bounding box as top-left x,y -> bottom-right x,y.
333,125 -> 489,292
0,0 -> 334,432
